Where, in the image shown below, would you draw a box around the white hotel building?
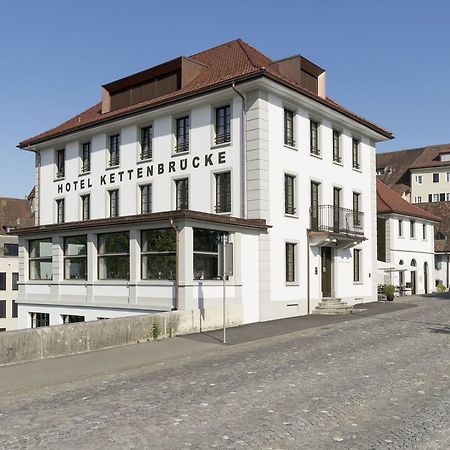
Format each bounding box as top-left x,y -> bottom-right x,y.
16,39 -> 392,328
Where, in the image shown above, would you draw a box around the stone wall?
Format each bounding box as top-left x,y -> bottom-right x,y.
0,304 -> 242,366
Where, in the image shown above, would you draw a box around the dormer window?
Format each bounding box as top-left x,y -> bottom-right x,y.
436,232 -> 447,240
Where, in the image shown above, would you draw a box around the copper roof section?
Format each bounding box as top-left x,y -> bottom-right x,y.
377,179 -> 440,222
13,209 -> 269,236
0,197 -> 35,235
19,39 -> 392,148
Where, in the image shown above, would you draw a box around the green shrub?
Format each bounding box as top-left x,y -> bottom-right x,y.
151,321 -> 161,340
436,283 -> 447,293
383,284 -> 395,296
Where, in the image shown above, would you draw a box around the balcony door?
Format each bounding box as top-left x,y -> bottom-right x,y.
333,187 -> 341,232
311,181 -> 320,230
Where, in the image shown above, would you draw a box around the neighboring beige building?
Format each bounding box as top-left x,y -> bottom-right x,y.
0,197 -> 34,331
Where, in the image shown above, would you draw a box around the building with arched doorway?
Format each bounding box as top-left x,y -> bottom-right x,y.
377,180 -> 439,294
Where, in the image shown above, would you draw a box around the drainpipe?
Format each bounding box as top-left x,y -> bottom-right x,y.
232,82 -> 247,219
170,219 -> 180,310
447,254 -> 449,289
306,230 -> 311,314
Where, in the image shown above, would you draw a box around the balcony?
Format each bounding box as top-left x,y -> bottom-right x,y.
309,205 -> 365,246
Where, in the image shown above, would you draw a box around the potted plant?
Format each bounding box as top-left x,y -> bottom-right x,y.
383,284 -> 395,301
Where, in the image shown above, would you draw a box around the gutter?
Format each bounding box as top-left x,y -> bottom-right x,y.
232,82 -> 247,219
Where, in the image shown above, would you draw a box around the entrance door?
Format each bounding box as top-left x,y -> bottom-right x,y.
321,247 -> 332,297
411,259 -> 417,295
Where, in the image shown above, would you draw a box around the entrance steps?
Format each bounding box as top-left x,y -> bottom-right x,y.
313,297 -> 354,315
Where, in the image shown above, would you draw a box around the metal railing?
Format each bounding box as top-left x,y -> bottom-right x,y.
310,205 -> 364,236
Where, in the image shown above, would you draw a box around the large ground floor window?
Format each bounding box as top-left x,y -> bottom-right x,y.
30,312 -> 49,328
64,235 -> 87,280
141,228 -> 176,280
98,232 -> 130,279
193,228 -> 227,280
29,239 -> 52,280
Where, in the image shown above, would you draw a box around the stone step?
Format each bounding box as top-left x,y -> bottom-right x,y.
313,307 -> 354,315
312,297 -> 353,315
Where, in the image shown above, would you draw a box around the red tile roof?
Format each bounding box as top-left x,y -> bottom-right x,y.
19,39 -> 392,148
0,197 -> 35,235
409,144 -> 450,170
416,201 -> 450,251
377,179 -> 440,222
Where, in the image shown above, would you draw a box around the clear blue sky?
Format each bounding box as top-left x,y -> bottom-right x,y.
1,0 -> 450,198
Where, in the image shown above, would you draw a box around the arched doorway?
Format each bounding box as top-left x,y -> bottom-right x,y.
411,259 -> 417,295
424,261 -> 429,294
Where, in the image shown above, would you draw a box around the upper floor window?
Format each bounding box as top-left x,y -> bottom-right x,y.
215,172 -> 231,213
284,109 -> 295,147
433,193 -> 439,202
140,126 -> 153,160
109,134 -> 120,166
415,175 -> 423,184
98,231 -> 129,280
109,189 -> 119,217
81,194 -> 90,221
285,242 -> 296,282
141,228 -> 176,280
422,224 -> 427,240
215,105 -> 231,145
29,238 -> 52,280
398,219 -> 403,237
0,273 -> 5,290
175,116 -> 189,153
414,196 -> 422,203
3,243 -> 18,257
56,149 -> 65,179
332,130 -> 341,163
353,192 -> 361,226
175,178 -> 189,210
433,173 -> 440,183
353,249 -> 361,282
64,235 -> 87,280
56,199 -> 65,224
310,120 -> 319,155
284,174 -> 296,215
352,138 -> 360,170
446,172 -> 450,182
140,184 -> 152,214
81,142 -> 91,173
12,273 -> 18,291
410,220 -> 416,238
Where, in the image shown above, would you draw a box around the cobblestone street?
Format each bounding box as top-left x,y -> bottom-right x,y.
0,295 -> 449,449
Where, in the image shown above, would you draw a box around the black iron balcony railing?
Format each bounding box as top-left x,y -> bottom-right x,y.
310,205 -> 364,236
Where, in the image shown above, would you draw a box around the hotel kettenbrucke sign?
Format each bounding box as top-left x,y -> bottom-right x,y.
57,150 -> 227,194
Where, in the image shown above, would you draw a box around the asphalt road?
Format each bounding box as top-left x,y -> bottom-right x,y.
0,294 -> 448,449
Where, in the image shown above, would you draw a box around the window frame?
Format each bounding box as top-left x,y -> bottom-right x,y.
140,184 -> 152,214
432,173 -> 440,183
63,235 -> 87,280
140,125 -> 153,161
410,220 -> 416,238
284,174 -> 296,216
175,178 -> 189,210
398,219 -> 403,237
55,149 -> 65,179
283,108 -> 295,147
352,138 -> 361,170
215,105 -> 231,145
215,171 -> 231,214
285,242 -> 297,283
81,194 -> 90,221
81,142 -> 91,173
175,116 -> 190,153
28,238 -> 53,281
332,129 -> 342,163
109,189 -> 120,218
193,228 -> 226,281
56,198 -> 65,224
12,272 -> 18,290
141,228 -> 176,280
97,231 -> 130,280
353,248 -> 362,283
310,120 -> 320,156
30,312 -> 49,328
353,192 -> 361,227
108,134 -> 120,167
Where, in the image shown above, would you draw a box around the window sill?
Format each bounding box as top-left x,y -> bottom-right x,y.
106,165 -> 120,171
352,167 -> 362,173
54,177 -> 65,182
285,282 -> 299,286
310,152 -> 322,159
333,160 -> 343,167
137,158 -> 153,165
353,281 -> 363,285
172,150 -> 190,157
215,211 -> 232,215
211,142 -> 231,150
78,171 -> 90,177
284,213 -> 299,219
284,144 -> 297,151
61,279 -> 88,285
